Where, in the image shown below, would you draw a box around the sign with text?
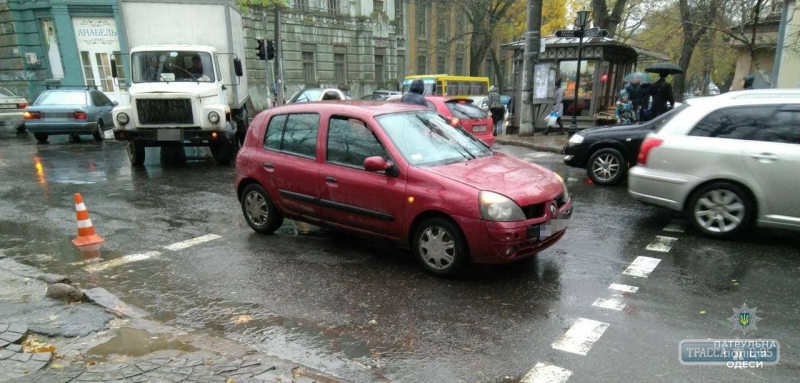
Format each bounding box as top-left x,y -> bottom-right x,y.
72,18 -> 120,51
679,339 -> 780,367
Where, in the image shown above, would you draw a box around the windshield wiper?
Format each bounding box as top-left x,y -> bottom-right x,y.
416,115 -> 476,160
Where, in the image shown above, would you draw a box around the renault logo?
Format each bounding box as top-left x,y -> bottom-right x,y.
550,204 -> 557,217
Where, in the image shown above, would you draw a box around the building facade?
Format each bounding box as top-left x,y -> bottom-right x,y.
242,0 -> 401,108
0,0 -> 128,101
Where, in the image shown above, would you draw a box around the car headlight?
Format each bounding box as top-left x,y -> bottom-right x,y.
208,111 -> 220,123
116,112 -> 129,125
568,134 -> 584,145
479,191 -> 526,222
553,174 -> 569,203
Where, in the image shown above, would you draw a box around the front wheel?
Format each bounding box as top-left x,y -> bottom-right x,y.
210,137 -> 235,165
587,148 -> 626,186
93,121 -> 105,142
34,133 -> 48,143
127,141 -> 145,166
687,182 -> 754,239
412,218 -> 468,277
241,184 -> 283,234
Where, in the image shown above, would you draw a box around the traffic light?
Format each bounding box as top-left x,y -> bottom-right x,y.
266,40 -> 275,60
256,39 -> 266,61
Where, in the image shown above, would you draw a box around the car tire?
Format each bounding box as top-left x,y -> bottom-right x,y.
587,148 -> 626,186
210,138 -> 234,165
240,183 -> 283,234
127,141 -> 145,166
93,121 -> 105,142
33,133 -> 48,143
16,124 -> 26,133
686,182 -> 754,239
412,217 -> 468,277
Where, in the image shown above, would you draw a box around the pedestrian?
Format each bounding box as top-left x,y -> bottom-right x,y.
400,79 -> 428,107
543,79 -> 565,135
615,90 -> 637,125
743,75 -> 755,90
488,86 -> 505,136
624,75 -> 644,121
650,73 -> 675,119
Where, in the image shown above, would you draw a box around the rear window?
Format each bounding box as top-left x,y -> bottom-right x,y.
446,101 -> 488,119
687,106 -> 772,139
36,91 -> 87,106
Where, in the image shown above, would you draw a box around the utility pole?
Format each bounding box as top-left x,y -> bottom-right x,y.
274,6 -> 285,106
263,9 -> 274,104
518,0 -> 543,136
771,0 -> 790,88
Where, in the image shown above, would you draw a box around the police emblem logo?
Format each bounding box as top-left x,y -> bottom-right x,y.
728,303 -> 762,335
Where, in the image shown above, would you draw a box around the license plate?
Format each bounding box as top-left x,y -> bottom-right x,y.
472,125 -> 487,133
528,216 -> 570,239
157,129 -> 183,141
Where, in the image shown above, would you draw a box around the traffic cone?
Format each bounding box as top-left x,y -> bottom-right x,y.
72,193 -> 104,247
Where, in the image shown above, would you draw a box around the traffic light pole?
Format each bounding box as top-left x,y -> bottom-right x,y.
274,6 -> 285,106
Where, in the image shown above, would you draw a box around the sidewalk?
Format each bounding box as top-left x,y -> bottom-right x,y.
494,132 -> 569,154
0,253 -> 344,383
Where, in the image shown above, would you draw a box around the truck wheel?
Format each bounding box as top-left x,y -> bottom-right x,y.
160,146 -> 186,166
34,133 -> 48,143
235,107 -> 249,145
127,141 -> 145,166
93,121 -> 105,142
210,138 -> 234,165
16,124 -> 26,133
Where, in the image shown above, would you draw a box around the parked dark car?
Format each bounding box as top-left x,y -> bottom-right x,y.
24,88 -> 117,143
562,107 -> 683,185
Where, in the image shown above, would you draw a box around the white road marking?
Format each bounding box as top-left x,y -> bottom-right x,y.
163,234 -> 221,251
608,283 -> 639,293
623,256 -> 662,278
592,298 -> 626,311
646,236 -> 678,252
551,318 -> 610,356
663,220 -> 685,233
84,251 -> 161,273
567,177 -> 579,183
520,363 -> 573,383
526,152 -> 551,158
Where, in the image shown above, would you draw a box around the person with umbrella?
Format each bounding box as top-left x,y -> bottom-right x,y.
645,63 -> 681,119
624,74 -> 645,122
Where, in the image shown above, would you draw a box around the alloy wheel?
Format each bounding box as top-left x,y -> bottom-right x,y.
592,153 -> 620,182
693,189 -> 746,233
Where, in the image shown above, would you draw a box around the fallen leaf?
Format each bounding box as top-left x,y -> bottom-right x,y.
700,311 -> 706,314
50,363 -> 64,369
230,315 -> 253,325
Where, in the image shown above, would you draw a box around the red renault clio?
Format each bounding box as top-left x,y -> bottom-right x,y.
235,101 -> 571,276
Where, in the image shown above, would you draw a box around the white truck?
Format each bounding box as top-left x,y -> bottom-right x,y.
111,0 -> 249,166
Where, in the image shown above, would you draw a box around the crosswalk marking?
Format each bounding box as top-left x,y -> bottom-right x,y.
646,236 -> 678,252
163,234 -> 221,251
623,256 -> 662,278
551,318 -> 610,356
84,251 -> 161,273
608,283 -> 639,293
520,363 -> 573,383
592,298 -> 626,311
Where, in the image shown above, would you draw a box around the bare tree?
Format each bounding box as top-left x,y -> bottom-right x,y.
673,0 -> 719,100
591,0 -> 629,38
462,0 -> 517,76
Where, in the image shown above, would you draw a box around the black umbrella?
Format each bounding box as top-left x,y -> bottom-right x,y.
645,62 -> 684,75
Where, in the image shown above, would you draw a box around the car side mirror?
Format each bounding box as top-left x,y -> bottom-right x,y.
112,101 -> 119,106
233,58 -> 243,77
364,156 -> 392,173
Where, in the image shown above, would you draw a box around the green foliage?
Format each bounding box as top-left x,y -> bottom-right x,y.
237,0 -> 289,13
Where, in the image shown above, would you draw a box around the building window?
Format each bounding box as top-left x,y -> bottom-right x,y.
395,0 -> 403,35
302,51 -> 315,84
374,0 -> 383,12
375,54 -> 385,85
398,54 -> 406,82
296,0 -> 309,12
455,56 -> 463,75
436,53 -> 446,74
416,55 -> 426,74
437,5 -> 447,41
334,53 -> 346,85
328,0 -> 340,15
416,1 -> 426,38
80,51 -> 97,88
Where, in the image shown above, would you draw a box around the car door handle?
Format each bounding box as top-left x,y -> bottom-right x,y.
751,153 -> 778,161
263,162 -> 274,170
325,176 -> 338,184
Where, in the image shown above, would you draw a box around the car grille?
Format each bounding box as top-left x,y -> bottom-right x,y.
522,203 -> 545,219
136,99 -> 193,125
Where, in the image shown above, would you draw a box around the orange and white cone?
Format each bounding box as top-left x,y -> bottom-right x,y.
72,193 -> 104,247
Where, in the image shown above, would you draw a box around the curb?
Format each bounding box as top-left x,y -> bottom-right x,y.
495,137 -> 565,154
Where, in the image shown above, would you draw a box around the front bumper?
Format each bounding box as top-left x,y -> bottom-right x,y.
628,165 -> 704,211
25,121 -> 98,134
454,199 -> 573,264
562,142 -> 589,168
114,128 -> 231,146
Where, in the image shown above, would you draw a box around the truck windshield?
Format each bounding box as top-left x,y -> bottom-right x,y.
131,51 -> 215,83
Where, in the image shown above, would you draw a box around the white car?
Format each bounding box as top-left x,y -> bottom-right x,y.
629,92 -> 800,238
287,88 -> 348,103
0,87 -> 29,133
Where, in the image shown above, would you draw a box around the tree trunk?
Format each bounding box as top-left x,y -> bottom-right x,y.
469,27 -> 489,76
674,35 -> 702,101
591,0 -> 628,38
489,47 -> 504,94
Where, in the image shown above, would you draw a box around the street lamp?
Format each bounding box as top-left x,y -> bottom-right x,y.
568,10 -> 591,135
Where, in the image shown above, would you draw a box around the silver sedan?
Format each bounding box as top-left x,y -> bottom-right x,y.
24,88 -> 117,143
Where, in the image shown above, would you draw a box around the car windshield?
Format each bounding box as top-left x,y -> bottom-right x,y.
0,87 -> 16,98
290,89 -> 323,103
652,104 -> 689,132
131,51 -> 215,83
377,111 -> 493,167
446,101 -> 488,119
35,91 -> 87,106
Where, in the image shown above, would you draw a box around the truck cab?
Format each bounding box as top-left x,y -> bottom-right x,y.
112,45 -> 244,166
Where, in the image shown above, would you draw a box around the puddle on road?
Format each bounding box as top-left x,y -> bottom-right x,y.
85,328 -> 197,362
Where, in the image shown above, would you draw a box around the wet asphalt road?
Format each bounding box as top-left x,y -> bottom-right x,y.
1,130 -> 799,383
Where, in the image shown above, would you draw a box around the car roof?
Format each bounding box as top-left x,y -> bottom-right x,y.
685,95 -> 800,109
266,101 -> 428,117
712,89 -> 800,100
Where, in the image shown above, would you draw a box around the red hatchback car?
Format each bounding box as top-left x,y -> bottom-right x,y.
424,96 -> 496,147
235,101 -> 571,276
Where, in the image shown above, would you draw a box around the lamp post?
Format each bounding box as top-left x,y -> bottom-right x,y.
568,10 -> 590,135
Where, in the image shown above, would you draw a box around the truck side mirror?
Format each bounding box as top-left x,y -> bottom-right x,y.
233,58 -> 243,77
111,59 -> 118,79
